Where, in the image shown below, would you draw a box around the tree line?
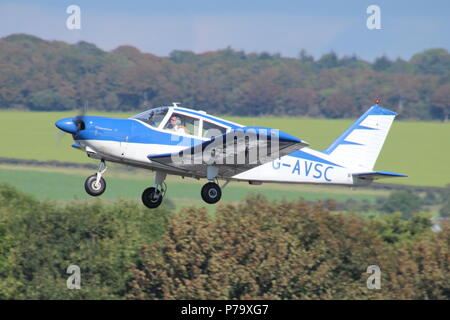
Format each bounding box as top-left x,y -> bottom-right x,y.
0,183 -> 448,299
0,33 -> 450,120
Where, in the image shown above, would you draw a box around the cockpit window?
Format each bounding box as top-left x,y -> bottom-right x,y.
163,112 -> 200,136
203,121 -> 227,138
130,107 -> 169,128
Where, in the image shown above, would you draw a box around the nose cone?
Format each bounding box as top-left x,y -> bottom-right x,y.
55,117 -> 78,134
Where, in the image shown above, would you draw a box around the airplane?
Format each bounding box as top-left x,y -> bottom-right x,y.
55,101 -> 407,209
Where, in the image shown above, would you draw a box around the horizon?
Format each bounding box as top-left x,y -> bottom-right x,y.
1,1 -> 449,62
2,32 -> 448,63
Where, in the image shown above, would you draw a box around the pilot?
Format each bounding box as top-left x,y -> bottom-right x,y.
166,115 -> 187,134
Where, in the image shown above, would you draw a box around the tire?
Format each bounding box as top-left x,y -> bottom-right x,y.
84,174 -> 106,196
142,187 -> 163,209
201,182 -> 222,204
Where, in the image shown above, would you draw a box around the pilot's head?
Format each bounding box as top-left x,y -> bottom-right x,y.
170,116 -> 179,126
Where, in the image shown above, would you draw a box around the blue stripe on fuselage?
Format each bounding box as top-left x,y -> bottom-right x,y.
174,108 -> 242,129
288,150 -> 343,167
340,140 -> 364,146
74,116 -> 203,147
74,116 -> 332,168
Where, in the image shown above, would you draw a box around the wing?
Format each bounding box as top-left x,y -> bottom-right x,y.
148,127 -> 309,178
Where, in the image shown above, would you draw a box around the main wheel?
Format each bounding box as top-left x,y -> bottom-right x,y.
84,174 -> 106,196
201,182 -> 222,204
142,187 -> 163,209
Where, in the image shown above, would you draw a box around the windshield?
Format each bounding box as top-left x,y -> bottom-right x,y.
130,107 -> 169,128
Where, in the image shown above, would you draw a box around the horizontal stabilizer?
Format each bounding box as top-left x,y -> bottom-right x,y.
353,171 -> 408,180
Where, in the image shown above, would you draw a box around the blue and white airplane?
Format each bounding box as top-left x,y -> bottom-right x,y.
55,101 -> 406,208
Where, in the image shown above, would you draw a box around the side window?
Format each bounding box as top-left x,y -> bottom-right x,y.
202,121 -> 227,139
163,113 -> 200,136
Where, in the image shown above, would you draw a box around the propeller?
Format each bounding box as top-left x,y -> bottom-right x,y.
55,128 -> 66,146
73,102 -> 87,132
55,101 -> 88,146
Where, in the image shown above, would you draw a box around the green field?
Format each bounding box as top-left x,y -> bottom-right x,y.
0,165 -> 387,211
0,110 -> 449,187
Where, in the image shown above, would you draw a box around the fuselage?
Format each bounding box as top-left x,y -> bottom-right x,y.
55,103 -> 405,208
56,106 -> 356,186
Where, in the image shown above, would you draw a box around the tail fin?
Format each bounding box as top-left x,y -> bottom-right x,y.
322,104 -> 397,171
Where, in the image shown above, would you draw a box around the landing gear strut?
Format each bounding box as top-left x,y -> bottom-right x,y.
85,159 -> 107,196
142,171 -> 166,209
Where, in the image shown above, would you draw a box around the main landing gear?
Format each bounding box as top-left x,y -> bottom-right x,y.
83,162 -> 226,209
141,171 -> 166,209
85,159 -> 107,196
141,166 -> 225,209
201,182 -> 221,204
200,166 -> 222,204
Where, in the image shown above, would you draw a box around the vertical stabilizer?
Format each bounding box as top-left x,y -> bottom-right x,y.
322,104 -> 397,171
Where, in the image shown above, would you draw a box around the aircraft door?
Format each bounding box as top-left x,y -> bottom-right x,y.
120,121 -> 135,160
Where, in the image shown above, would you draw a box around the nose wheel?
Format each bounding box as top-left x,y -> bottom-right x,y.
85,175 -> 106,196
85,160 -> 107,196
201,182 -> 222,204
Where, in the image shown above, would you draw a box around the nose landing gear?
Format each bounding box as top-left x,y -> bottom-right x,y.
85,159 -> 107,196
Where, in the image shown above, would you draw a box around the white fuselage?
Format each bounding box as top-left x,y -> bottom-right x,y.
77,138 -> 355,186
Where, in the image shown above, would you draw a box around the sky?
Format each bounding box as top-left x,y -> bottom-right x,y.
0,0 -> 449,61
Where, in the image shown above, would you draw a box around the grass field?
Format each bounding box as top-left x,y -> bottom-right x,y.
0,110 -> 449,187
0,164 -> 388,211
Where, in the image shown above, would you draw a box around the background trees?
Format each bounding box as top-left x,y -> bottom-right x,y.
129,195 -> 449,300
378,191 -> 423,219
0,183 -> 448,300
431,84 -> 450,122
0,183 -> 171,299
439,185 -> 450,218
1,34 -> 450,120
